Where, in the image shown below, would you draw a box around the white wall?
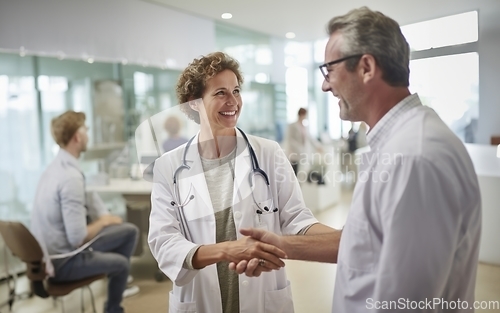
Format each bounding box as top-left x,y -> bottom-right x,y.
0,0 -> 216,69
0,0 -> 499,142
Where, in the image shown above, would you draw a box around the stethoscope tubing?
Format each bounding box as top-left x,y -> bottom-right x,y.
171,128 -> 277,240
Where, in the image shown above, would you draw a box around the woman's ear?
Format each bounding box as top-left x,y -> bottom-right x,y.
189,98 -> 202,112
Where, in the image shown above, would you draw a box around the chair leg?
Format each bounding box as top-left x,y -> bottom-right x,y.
87,285 -> 97,313
58,297 -> 66,313
81,288 -> 85,313
79,285 -> 97,313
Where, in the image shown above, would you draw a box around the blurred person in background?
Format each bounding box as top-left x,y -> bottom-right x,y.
285,108 -> 323,176
31,110 -> 139,313
162,115 -> 188,153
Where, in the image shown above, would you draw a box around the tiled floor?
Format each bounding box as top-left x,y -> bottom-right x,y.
2,187 -> 500,313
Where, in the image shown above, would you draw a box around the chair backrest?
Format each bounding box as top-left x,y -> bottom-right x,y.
0,220 -> 47,283
0,220 -> 105,300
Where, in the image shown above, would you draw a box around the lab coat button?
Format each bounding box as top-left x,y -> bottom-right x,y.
234,211 -> 242,220
242,280 -> 249,287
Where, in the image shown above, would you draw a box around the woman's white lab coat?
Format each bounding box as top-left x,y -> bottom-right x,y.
148,129 -> 317,313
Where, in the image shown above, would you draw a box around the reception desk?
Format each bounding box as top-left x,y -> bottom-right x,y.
87,178 -> 152,255
465,144 -> 500,265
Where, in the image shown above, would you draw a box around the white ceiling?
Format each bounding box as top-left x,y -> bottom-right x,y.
146,0 -> 481,41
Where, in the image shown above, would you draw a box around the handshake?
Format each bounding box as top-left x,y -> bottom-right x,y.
228,228 -> 287,278
226,224 -> 339,277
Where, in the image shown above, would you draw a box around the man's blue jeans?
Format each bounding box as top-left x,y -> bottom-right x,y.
51,223 -> 139,313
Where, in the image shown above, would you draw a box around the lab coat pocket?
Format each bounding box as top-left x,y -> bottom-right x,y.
168,290 -> 197,313
264,280 -> 294,313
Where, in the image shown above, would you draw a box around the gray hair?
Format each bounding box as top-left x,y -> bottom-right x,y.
327,7 -> 410,87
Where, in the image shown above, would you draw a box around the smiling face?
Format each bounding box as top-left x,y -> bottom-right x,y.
322,31 -> 365,122
199,69 -> 242,136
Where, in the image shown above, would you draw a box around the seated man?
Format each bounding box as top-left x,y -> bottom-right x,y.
30,110 -> 139,313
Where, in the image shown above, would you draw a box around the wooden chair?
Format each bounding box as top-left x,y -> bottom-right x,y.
0,220 -> 105,313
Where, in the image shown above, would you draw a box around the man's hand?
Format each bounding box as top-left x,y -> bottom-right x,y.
192,233 -> 287,270
99,214 -> 122,227
228,228 -> 286,276
223,235 -> 286,270
229,225 -> 340,276
240,228 -> 284,250
84,214 -> 122,244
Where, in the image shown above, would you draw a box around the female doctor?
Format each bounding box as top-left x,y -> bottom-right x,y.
148,52 -> 333,313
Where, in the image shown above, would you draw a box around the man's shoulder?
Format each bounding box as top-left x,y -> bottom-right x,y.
383,106 -> 463,157
376,108 -> 474,181
43,157 -> 83,184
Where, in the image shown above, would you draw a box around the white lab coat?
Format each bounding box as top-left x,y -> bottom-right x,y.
149,129 -> 317,313
333,97 -> 481,312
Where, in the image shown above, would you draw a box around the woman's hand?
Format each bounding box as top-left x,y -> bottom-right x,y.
228,228 -> 286,276
191,228 -> 287,270
222,234 -> 286,270
228,258 -> 270,277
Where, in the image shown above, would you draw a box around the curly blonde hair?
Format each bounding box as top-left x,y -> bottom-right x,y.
176,52 -> 244,124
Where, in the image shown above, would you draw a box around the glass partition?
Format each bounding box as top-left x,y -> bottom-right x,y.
0,51 -> 183,224
0,54 -> 40,224
216,22 -> 280,139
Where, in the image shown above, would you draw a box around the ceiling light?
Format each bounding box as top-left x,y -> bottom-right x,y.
221,13 -> 232,19
285,32 -> 296,39
87,58 -> 94,64
255,73 -> 269,84
166,58 -> 177,68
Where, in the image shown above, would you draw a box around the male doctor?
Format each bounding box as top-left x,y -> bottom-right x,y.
231,7 -> 482,313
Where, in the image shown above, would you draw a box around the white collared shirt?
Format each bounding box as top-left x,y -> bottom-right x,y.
332,94 -> 481,313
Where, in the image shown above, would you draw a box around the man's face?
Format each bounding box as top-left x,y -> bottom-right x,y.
76,125 -> 89,152
321,32 -> 365,122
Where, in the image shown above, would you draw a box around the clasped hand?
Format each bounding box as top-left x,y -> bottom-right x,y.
228,228 -> 284,277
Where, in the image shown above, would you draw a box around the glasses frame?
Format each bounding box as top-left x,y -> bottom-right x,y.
319,54 -> 364,81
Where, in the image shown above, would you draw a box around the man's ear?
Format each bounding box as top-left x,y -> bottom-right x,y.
359,54 -> 377,84
69,132 -> 79,145
73,130 -> 82,143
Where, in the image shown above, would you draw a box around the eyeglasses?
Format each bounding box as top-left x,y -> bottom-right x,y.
319,54 -> 363,82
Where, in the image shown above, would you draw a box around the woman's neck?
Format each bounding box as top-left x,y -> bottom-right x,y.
198,128 -> 237,159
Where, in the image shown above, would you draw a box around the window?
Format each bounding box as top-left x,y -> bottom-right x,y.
403,11 -> 479,142
409,53 -> 479,142
401,11 -> 478,51
0,73 -> 41,224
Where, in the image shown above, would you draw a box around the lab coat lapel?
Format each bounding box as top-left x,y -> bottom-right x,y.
232,129 -> 253,208
179,133 -> 214,219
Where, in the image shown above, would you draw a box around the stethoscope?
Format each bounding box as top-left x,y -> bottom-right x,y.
170,128 -> 277,239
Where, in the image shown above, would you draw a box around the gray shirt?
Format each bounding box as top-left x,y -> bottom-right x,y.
30,149 -> 108,257
200,147 -> 239,313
